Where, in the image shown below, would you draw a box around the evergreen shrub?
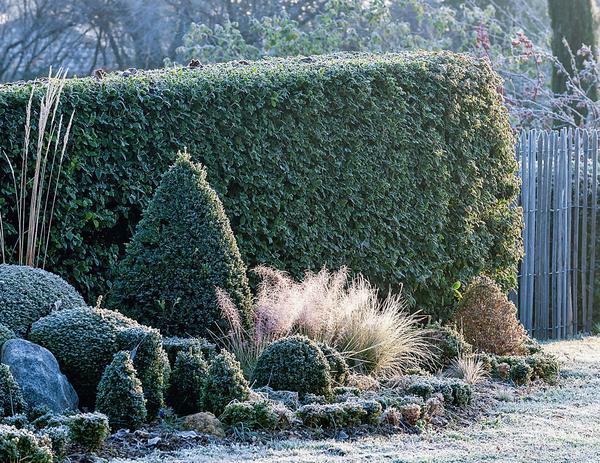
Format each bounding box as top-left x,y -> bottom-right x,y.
0,264 -> 85,336
0,53 -> 519,320
110,154 -> 253,336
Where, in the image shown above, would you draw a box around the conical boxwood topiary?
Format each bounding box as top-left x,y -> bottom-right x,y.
95,351 -> 147,431
167,350 -> 208,416
110,152 -> 252,337
201,350 -> 250,416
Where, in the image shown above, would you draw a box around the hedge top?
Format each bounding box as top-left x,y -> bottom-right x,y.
0,52 -> 520,319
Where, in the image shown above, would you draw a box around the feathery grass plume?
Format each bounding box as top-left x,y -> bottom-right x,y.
445,354 -> 489,385
0,68 -> 73,267
218,266 -> 430,378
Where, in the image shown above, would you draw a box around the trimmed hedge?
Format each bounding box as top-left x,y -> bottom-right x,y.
0,53 -> 520,318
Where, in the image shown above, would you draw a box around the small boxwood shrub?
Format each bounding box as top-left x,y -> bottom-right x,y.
29,307 -> 166,407
117,326 -> 170,416
0,365 -> 26,417
0,53 -> 519,321
0,324 -> 16,349
68,412 -> 110,451
489,352 -> 559,385
220,400 -> 292,431
424,322 -> 472,371
110,154 -> 253,337
317,342 -> 349,385
96,351 -> 147,430
42,425 -> 69,460
509,361 -> 533,386
0,414 -> 28,429
453,276 -> 528,355
252,335 -> 332,398
162,336 -> 216,367
399,376 -> 472,407
297,399 -> 382,428
167,350 -> 208,416
0,424 -> 53,462
0,264 -> 85,336
201,350 -> 250,416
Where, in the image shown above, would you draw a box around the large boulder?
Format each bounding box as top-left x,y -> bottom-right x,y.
1,339 -> 78,413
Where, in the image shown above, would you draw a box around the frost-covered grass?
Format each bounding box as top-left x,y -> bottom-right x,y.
110,336 -> 600,463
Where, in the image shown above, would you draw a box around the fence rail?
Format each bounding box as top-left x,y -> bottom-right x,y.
517,128 -> 598,339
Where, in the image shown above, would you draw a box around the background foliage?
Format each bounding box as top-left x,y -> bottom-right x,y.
0,53 -> 520,319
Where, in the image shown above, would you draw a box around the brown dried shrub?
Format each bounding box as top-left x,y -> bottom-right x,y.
453,276 -> 528,356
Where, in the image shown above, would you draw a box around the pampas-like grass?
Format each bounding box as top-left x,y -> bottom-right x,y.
217,266 -> 430,378
0,68 -> 73,267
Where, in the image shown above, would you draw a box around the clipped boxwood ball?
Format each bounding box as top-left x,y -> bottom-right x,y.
0,264 -> 85,336
252,335 -> 332,398
29,307 -> 165,408
110,154 -> 253,337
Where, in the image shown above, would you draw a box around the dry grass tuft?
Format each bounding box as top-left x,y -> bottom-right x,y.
0,68 -> 74,267
445,353 -> 488,385
217,266 -> 431,378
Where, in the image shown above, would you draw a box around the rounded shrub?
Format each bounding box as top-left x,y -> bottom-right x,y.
0,424 -> 53,462
29,307 -> 166,408
0,324 -> 16,349
0,264 -> 85,336
510,361 -> 533,387
201,350 -> 250,416
424,322 -> 472,371
167,350 -> 208,416
317,342 -> 349,385
253,336 -> 332,398
96,351 -> 147,431
453,276 -> 528,355
68,412 -> 110,451
220,400 -> 280,431
110,153 -> 253,337
0,364 -> 26,417
117,327 -> 170,417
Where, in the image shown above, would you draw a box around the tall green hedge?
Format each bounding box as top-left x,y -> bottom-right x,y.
0,53 -> 521,319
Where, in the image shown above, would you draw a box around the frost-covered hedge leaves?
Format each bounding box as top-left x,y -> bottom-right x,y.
0,52 -> 520,319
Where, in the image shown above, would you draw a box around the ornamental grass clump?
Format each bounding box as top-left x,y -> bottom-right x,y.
252,335 -> 333,398
218,267 -> 430,377
110,153 -> 252,337
453,276 -> 528,355
201,350 -> 250,416
167,350 -> 208,416
95,351 -> 147,431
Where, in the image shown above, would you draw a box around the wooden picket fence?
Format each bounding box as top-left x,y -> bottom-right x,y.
516,128 -> 599,339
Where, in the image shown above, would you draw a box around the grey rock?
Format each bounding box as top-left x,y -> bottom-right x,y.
1,339 -> 78,412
